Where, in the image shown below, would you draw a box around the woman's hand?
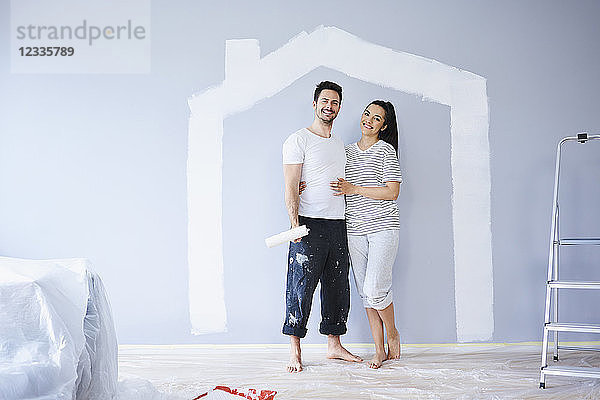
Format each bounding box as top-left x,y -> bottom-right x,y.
299,181 -> 306,195
330,178 -> 357,196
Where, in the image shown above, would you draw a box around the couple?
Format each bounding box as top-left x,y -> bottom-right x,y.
282,81 -> 402,372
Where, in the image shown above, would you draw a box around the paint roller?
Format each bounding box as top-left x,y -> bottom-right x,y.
265,225 -> 309,248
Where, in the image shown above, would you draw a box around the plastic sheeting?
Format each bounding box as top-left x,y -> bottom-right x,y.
118,344 -> 600,399
0,257 -> 118,400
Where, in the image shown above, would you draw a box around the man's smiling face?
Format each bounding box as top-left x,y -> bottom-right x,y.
313,89 -> 340,124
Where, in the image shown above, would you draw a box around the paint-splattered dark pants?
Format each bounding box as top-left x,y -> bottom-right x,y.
282,216 -> 350,338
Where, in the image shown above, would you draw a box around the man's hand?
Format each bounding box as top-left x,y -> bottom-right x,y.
291,227 -> 302,243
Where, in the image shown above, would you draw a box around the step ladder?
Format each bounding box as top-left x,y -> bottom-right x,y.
540,132 -> 600,388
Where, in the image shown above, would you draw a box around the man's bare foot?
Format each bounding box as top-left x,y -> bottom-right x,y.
386,329 -> 401,360
287,335 -> 303,373
368,350 -> 387,369
327,335 -> 363,362
287,354 -> 303,373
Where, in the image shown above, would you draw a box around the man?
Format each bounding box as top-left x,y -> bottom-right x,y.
281,81 -> 362,373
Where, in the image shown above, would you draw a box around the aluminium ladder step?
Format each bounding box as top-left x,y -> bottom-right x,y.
548,281 -> 600,289
558,345 -> 600,352
557,238 -> 600,246
541,366 -> 600,379
545,323 -> 600,334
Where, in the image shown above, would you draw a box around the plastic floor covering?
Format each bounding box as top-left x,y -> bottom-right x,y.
117,343 -> 600,399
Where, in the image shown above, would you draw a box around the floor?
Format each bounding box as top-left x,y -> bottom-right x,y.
117,343 -> 600,399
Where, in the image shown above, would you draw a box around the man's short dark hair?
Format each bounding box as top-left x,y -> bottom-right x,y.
314,81 -> 342,103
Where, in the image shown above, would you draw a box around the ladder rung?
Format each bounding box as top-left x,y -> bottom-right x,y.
558,238 -> 600,246
542,366 -> 600,379
558,345 -> 600,352
545,323 -> 600,333
548,281 -> 600,289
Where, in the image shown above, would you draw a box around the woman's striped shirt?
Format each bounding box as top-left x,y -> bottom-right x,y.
344,140 -> 402,235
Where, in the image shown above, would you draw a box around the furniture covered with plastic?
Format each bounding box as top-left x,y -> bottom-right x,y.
0,257 -> 118,400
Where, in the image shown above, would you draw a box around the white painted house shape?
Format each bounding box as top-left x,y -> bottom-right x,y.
187,26 -> 493,342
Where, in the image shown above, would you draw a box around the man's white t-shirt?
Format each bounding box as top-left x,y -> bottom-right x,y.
282,128 -> 346,219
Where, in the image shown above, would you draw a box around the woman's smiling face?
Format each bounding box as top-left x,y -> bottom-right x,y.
360,103 -> 387,137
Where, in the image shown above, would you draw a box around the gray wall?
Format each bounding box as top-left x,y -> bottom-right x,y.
1,0 -> 600,344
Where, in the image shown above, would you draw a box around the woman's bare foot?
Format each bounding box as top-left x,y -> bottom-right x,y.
386,329 -> 401,360
327,335 -> 363,362
287,336 -> 303,373
368,350 -> 387,369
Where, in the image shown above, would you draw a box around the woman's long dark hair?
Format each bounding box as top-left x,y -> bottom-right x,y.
367,100 -> 398,155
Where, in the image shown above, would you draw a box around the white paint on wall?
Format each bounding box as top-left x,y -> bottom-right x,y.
187,114 -> 227,334
188,26 -> 493,341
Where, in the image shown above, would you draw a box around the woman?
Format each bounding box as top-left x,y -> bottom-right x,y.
331,100 -> 402,369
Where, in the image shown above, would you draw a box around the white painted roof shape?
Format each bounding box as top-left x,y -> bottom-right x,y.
187,26 -> 493,342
